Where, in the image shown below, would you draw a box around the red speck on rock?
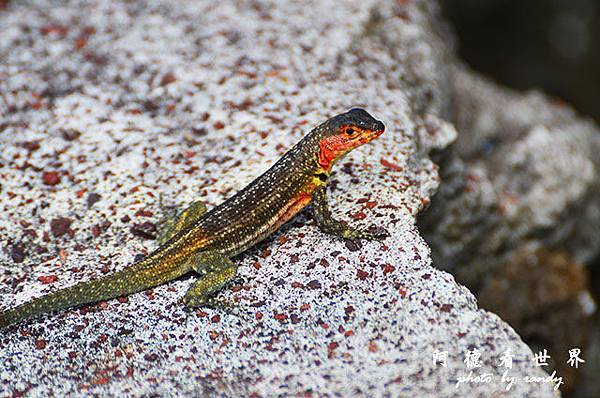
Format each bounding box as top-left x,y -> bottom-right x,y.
327,342 -> 339,358
382,264 -> 395,274
35,339 -> 46,349
352,211 -> 366,220
50,217 -> 72,237
40,25 -> 69,36
10,244 -> 26,263
306,280 -> 321,289
93,377 -> 110,385
380,158 -> 403,171
356,269 -> 369,280
42,171 -> 61,185
233,98 -> 254,111
274,313 -> 288,321
345,239 -> 360,252
20,141 -> 40,152
38,275 -> 58,284
318,319 -> 329,330
87,193 -> 101,207
398,286 -> 408,298
440,304 -> 453,313
135,209 -> 154,217
144,353 -> 159,362
160,72 -> 177,86
213,121 -> 225,130
369,341 -> 378,352
211,314 -> 221,323
58,249 -> 68,263
74,36 -> 87,50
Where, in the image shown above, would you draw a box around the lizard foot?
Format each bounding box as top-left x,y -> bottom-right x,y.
157,198 -> 208,245
342,226 -> 389,242
183,295 -> 250,320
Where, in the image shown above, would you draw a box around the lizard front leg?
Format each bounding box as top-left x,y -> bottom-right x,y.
311,185 -> 387,241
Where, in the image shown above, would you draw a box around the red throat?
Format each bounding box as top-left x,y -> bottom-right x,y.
318,137 -> 343,171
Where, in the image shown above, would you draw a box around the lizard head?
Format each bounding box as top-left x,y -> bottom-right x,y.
316,108 -> 385,171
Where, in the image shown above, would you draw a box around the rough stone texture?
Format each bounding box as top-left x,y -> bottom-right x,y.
0,1 -> 560,397
420,64 -> 600,392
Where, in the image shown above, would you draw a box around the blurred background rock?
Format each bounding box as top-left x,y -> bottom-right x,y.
424,1 -> 600,397
442,0 -> 600,122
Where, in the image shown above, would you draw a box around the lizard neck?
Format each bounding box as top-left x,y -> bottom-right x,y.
317,136 -> 346,172
318,140 -> 335,171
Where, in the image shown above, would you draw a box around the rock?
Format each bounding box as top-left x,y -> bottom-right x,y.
0,1 -> 559,397
420,64 -> 600,392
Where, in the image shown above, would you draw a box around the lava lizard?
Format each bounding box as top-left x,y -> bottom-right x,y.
0,108 -> 385,328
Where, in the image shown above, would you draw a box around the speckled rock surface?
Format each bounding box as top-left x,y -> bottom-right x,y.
1,1 -> 558,397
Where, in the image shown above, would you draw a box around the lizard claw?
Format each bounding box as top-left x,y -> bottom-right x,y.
342,226 -> 388,242
183,295 -> 251,321
206,297 -> 253,321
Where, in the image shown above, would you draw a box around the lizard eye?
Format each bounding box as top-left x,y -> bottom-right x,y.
345,128 -> 356,135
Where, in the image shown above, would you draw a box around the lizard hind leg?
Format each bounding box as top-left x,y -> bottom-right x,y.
183,251 -> 238,311
158,200 -> 208,245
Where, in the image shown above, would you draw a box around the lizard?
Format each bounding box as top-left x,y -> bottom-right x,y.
0,108 -> 385,328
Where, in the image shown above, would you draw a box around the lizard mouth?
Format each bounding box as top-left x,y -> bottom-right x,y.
358,127 -> 385,144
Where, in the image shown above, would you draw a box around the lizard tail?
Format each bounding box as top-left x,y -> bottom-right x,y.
0,252 -> 191,329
